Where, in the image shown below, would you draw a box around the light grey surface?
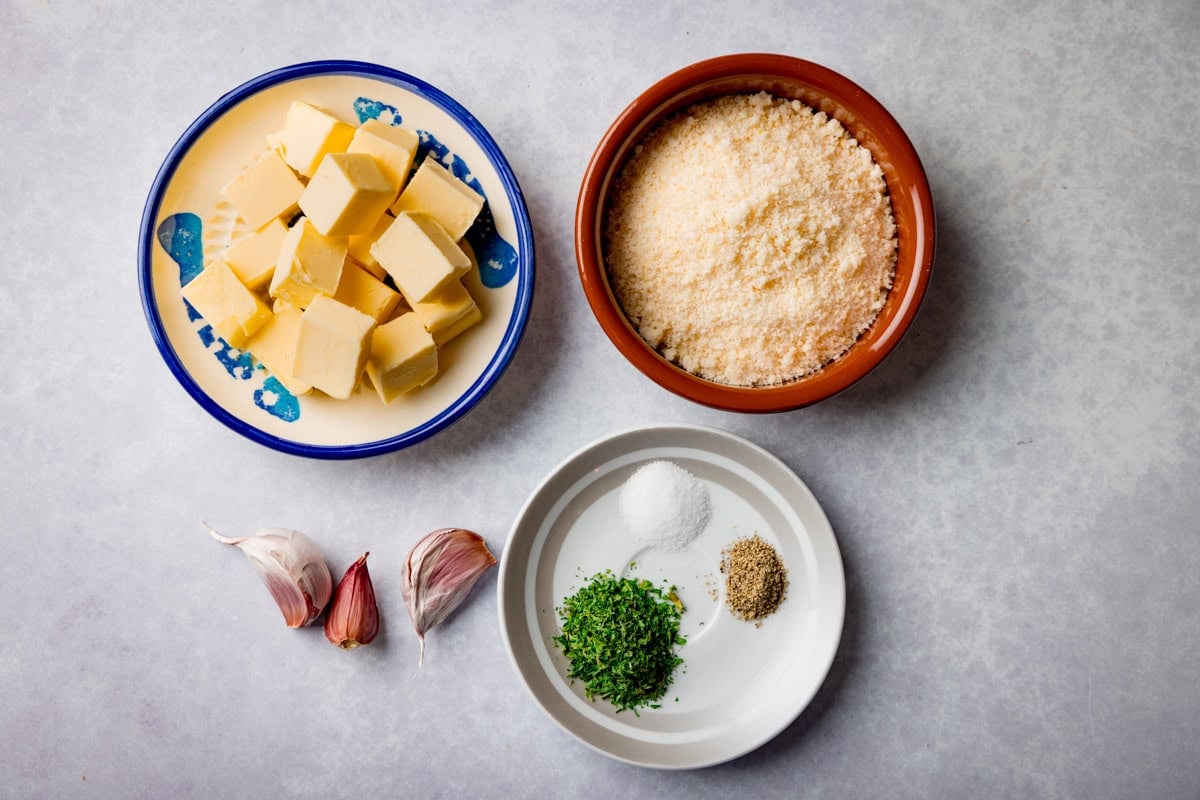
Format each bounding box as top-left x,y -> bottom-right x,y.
1,1 -> 1197,797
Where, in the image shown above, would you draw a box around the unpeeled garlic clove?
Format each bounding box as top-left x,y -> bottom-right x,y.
206,525 -> 333,628
324,552 -> 379,649
402,528 -> 496,668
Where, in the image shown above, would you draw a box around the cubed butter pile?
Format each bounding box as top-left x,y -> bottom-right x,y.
182,101 -> 487,404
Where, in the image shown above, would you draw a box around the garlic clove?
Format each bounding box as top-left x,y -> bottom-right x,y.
324,552 -> 379,649
206,525 -> 333,628
401,528 -> 496,668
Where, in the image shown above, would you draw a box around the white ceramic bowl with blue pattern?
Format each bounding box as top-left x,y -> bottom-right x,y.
140,60 -> 534,458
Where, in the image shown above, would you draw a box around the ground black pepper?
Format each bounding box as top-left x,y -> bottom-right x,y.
721,535 -> 787,624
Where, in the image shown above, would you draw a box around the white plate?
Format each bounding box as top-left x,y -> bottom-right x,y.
139,61 -> 534,458
498,424 -> 845,768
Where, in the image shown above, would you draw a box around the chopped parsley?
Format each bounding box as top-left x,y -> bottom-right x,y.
553,571 -> 686,714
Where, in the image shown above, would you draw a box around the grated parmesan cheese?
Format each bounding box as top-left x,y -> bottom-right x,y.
604,92 -> 897,387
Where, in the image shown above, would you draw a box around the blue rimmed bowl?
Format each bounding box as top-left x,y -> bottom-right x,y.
139,60 -> 534,458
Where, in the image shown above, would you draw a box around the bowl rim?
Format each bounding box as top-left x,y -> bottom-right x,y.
575,53 -> 934,412
138,59 -> 535,459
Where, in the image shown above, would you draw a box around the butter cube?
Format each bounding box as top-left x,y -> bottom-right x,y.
370,212 -> 471,303
220,151 -> 305,230
181,260 -> 272,348
222,218 -> 287,290
276,101 -> 356,178
272,296 -> 298,314
366,313 -> 438,403
412,281 -> 482,346
334,261 -> 402,323
347,119 -> 419,198
244,302 -> 312,396
269,218 -> 347,308
293,295 -> 377,400
346,213 -> 393,281
389,157 -> 484,240
298,152 -> 394,237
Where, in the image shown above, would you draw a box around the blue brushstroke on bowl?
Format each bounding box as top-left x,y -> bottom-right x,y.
255,375 -> 301,421
156,212 -> 204,287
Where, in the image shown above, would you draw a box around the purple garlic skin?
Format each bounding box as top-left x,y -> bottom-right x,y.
402,528 -> 497,667
208,526 -> 333,628
325,552 -> 380,649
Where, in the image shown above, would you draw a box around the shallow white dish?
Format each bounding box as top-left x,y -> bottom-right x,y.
498,424 -> 845,768
139,61 -> 534,458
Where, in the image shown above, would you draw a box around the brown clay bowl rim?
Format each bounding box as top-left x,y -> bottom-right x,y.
575,53 -> 935,412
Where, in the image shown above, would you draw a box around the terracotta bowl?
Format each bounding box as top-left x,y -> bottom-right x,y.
575,53 -> 935,412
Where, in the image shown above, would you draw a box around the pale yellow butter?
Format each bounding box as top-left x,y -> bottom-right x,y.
244,302 -> 312,396
412,280 -> 482,346
222,217 -> 287,290
347,119 -> 419,198
389,157 -> 483,240
293,295 -> 377,400
298,152 -> 394,237
334,261 -> 402,323
276,101 -> 356,178
366,313 -> 438,403
370,212 -> 470,303
181,260 -> 272,348
220,151 -> 304,231
269,217 -> 347,308
346,213 -> 393,281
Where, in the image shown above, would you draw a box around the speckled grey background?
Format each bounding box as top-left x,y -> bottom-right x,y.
2,1 -> 1197,798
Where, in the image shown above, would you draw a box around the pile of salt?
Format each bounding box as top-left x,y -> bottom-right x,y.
618,460 -> 711,551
